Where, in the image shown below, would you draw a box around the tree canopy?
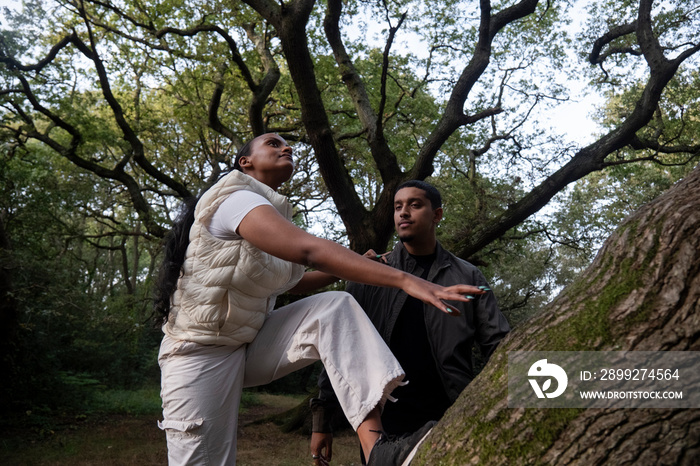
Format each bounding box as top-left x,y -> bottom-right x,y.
2,0 -> 698,246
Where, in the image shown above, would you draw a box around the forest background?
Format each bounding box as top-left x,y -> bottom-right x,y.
1,0 -> 698,460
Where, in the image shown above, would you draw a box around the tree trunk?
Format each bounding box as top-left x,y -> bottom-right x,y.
412,163 -> 700,464
0,215 -> 19,414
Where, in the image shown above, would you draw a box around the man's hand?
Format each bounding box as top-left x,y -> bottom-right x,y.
363,248 -> 388,263
310,432 -> 333,465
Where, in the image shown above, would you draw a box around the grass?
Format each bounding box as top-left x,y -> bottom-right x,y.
0,388 -> 362,465
90,386 -> 164,416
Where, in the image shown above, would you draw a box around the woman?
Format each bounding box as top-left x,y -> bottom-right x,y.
154,133 -> 484,465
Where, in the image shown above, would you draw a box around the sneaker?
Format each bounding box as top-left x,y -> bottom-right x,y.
367,421 -> 436,466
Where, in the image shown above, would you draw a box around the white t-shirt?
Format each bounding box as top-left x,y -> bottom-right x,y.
207,190 -> 272,240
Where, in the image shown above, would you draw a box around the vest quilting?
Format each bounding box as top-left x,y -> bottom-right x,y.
163,170 -> 305,347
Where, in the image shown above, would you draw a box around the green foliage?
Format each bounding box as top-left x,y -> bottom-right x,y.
1,140 -> 161,416
89,385 -> 163,416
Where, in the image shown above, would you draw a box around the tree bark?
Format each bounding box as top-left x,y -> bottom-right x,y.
413,163 -> 700,464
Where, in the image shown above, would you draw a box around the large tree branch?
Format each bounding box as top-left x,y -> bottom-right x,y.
243,23 -> 282,136
322,0 -> 405,248
1,28 -> 171,237
414,0 -> 538,180
0,31 -> 78,73
629,135 -> 700,158
588,21 -> 638,65
244,0 -> 384,250
2,73 -> 82,154
73,9 -> 190,200
208,66 -> 241,143
454,0 -> 699,259
323,0 -> 402,181
323,0 -> 376,132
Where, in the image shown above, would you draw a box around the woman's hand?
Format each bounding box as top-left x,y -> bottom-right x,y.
401,276 -> 485,316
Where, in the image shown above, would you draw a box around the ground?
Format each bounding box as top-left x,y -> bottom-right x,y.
0,393 -> 361,466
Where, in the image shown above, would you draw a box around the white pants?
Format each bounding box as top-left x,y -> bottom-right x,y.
158,291 -> 405,465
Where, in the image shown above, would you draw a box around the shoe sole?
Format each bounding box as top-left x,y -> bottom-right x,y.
400,427 -> 434,466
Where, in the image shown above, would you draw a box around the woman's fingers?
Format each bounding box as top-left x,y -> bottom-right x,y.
439,300 -> 461,316
405,276 -> 492,317
435,285 -> 490,316
446,284 -> 487,296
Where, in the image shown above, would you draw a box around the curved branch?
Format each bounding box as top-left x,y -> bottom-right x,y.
377,11 -> 406,130
208,66 -> 240,143
415,0 -> 539,180
71,9 -> 190,200
243,23 -> 281,136
0,31 -> 79,73
626,135 -> 700,161
156,25 -> 258,90
10,71 -> 83,149
588,21 -> 637,65
322,0 -> 404,248
323,0 -> 404,181
603,153 -> 699,168
465,106 -> 504,125
452,0 -> 700,259
244,0 -> 383,249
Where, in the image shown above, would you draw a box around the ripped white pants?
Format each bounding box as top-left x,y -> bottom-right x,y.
158,291 -> 405,465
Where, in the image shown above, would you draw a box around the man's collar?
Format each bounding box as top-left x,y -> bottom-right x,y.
392,240 -> 448,265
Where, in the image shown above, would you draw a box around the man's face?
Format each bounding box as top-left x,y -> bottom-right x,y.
393,187 -> 442,243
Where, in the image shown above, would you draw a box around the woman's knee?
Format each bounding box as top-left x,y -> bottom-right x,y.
316,290 -> 363,314
309,291 -> 372,332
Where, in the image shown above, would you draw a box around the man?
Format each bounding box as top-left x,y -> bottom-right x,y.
310,180 -> 511,464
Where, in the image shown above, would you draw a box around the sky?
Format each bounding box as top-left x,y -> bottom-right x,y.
0,0 -> 17,11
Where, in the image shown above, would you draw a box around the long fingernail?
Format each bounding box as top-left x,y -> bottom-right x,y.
446,308 -> 453,314
465,295 -> 475,299
478,286 -> 491,291
376,255 -> 383,259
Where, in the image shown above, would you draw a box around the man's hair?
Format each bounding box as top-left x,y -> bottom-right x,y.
395,180 -> 442,209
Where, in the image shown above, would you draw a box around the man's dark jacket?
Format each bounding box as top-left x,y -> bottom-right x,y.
311,240 -> 511,432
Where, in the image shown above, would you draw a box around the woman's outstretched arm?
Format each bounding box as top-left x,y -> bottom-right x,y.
237,205 -> 484,315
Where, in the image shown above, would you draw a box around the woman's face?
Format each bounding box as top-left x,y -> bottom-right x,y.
239,133 -> 294,189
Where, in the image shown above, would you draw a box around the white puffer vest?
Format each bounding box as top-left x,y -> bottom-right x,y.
163,170 -> 305,347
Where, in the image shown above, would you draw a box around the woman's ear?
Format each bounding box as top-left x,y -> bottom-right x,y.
238,156 -> 250,168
